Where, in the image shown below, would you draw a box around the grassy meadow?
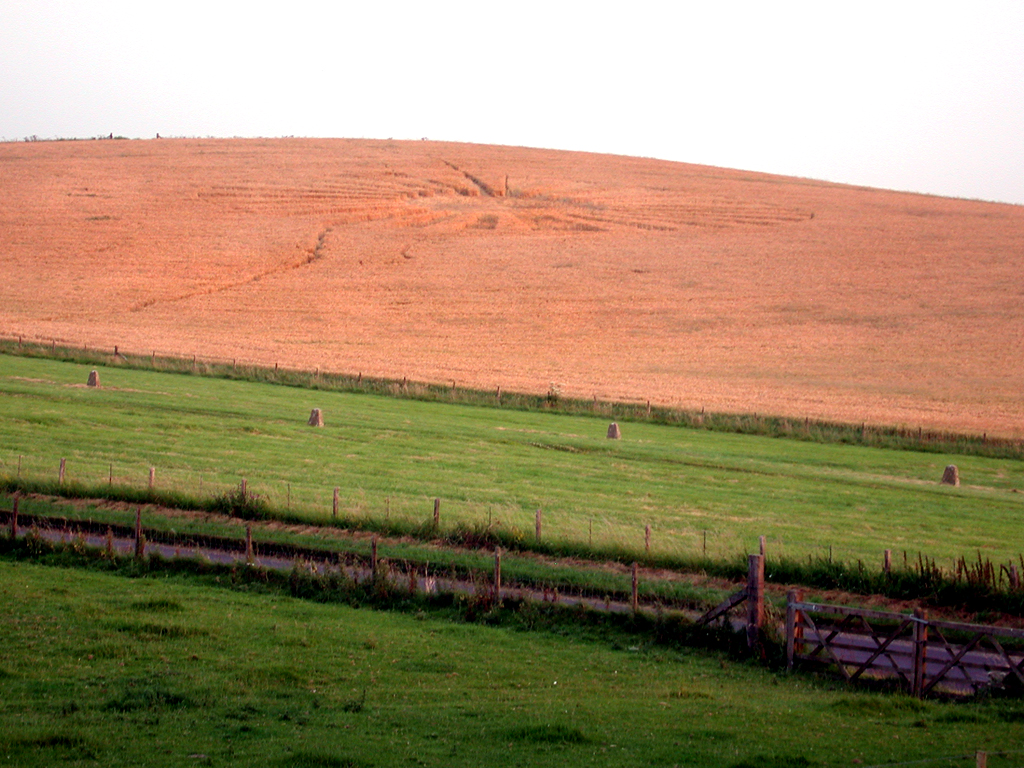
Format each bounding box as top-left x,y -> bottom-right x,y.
1,558 -> 1020,768
1,354 -> 1023,569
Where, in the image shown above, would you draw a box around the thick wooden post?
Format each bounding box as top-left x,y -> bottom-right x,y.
786,589 -> 804,669
747,554 -> 765,652
535,508 -> 542,543
59,458 -> 66,484
148,467 -> 155,489
333,487 -> 339,518
433,498 -> 440,527
134,508 -> 144,559
494,548 -> 502,599
884,549 -> 892,575
245,525 -> 253,565
976,750 -> 987,768
631,562 -> 639,613
9,496 -> 18,539
912,607 -> 928,697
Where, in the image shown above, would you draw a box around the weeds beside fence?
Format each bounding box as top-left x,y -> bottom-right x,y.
4,478 -> 1024,618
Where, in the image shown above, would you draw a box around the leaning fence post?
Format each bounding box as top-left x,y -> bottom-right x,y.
494,547 -> 502,600
912,607 -> 928,697
134,508 -> 144,560
631,562 -> 639,613
9,495 -> 18,539
786,589 -> 804,670
747,554 -> 765,653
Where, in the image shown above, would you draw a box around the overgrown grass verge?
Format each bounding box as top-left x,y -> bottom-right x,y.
4,339 -> 1020,459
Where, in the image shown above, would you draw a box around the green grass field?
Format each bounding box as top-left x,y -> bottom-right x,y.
1,354 -> 1023,569
1,558 -> 1020,768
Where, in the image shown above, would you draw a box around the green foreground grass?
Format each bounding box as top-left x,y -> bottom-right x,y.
2,355 -> 1022,573
2,557 -> 1022,768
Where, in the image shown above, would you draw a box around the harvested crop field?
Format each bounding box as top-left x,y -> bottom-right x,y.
1,137 -> 1022,436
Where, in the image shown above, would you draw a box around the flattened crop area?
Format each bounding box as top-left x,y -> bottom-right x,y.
2,138 -> 1022,436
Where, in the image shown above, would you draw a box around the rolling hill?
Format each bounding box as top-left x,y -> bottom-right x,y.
1,137 -> 1022,436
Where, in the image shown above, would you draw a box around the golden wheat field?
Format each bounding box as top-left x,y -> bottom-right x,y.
1,137 -> 1022,436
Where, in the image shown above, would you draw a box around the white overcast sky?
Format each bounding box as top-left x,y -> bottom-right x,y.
2,1 -> 1022,205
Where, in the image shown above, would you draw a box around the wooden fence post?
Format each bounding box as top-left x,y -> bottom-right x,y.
631,562 -> 639,613
747,554 -> 765,653
884,549 -> 892,575
535,508 -> 542,543
148,467 -> 155,489
134,508 -> 144,560
494,548 -> 502,600
371,536 -> 378,579
433,498 -> 440,527
59,457 -> 66,484
759,535 -> 766,558
912,607 -> 928,697
9,496 -> 18,539
976,750 -> 987,768
645,524 -> 651,553
108,463 -> 113,485
333,487 -> 339,518
786,589 -> 804,670
245,525 -> 253,565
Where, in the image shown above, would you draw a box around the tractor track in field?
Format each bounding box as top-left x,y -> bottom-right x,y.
4,507 -> 712,623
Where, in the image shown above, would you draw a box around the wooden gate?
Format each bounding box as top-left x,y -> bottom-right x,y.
786,591 -> 1024,696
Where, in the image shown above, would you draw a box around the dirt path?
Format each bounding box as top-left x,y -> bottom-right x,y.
9,493 -> 1022,631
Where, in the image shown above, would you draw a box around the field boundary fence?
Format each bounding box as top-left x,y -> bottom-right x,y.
3,333 -> 1022,460
1,501 -> 693,618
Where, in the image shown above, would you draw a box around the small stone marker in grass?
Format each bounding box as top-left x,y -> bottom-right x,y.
607,422 -> 621,439
308,408 -> 324,427
941,464 -> 959,486
87,370 -> 100,387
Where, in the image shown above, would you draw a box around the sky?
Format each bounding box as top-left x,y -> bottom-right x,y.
2,1 -> 1023,205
